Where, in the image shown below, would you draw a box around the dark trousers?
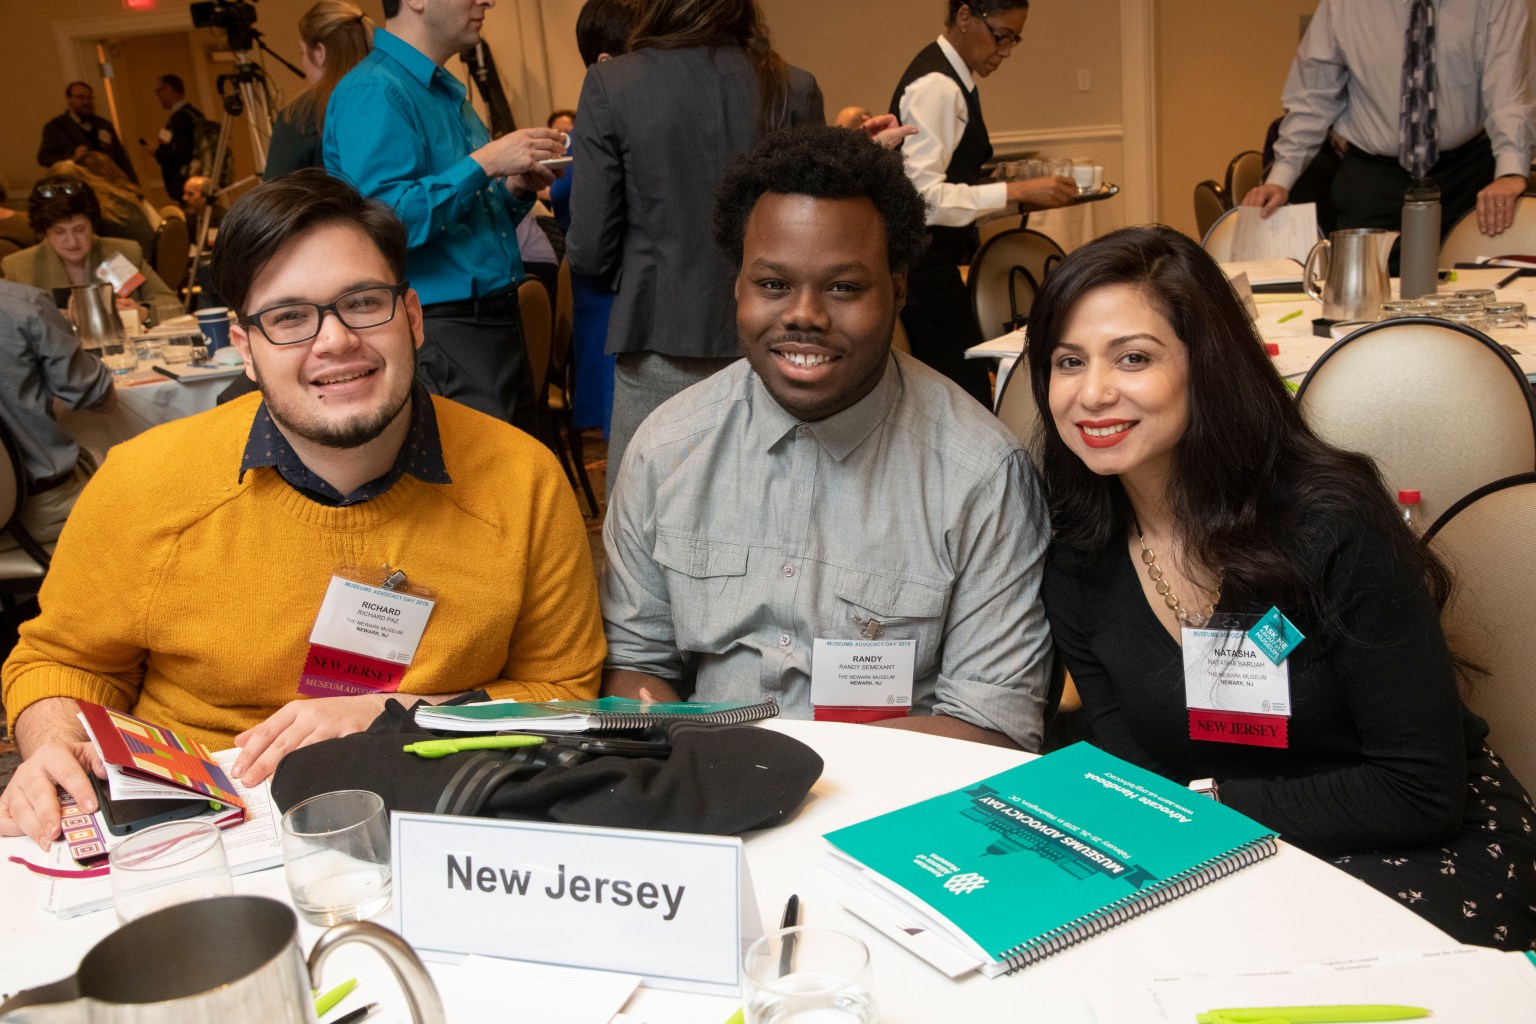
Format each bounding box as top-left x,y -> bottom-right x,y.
419,292 -> 542,441
900,252 -> 991,408
1332,134 -> 1496,244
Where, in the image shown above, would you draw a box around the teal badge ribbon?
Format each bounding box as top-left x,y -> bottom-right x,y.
1247,606 -> 1304,665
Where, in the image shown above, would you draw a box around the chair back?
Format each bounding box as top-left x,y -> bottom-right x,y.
1424,473 -> 1536,791
518,278 -> 553,398
1194,180 -> 1229,239
0,414 -> 51,572
969,228 -> 1066,341
992,349 -> 1043,466
1200,205 -> 1241,260
1224,150 -> 1265,207
1439,193 -> 1536,266
0,238 -> 20,271
1296,317 -> 1536,526
154,214 -> 190,294
553,259 -> 574,381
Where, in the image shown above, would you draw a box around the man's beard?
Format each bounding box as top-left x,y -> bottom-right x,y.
252,350 -> 415,451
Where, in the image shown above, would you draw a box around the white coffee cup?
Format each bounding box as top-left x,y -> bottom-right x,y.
1072,164 -> 1095,191
1093,165 -> 1104,189
118,305 -> 143,336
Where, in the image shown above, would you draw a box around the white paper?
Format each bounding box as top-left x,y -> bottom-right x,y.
435,956 -> 640,1024
1228,203 -> 1320,265
1220,258 -> 1306,286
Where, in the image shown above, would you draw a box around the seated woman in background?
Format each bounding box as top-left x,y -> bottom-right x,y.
1028,225 -> 1536,949
2,175 -> 183,323
50,155 -> 159,255
0,173 -> 37,251
265,0 -> 373,179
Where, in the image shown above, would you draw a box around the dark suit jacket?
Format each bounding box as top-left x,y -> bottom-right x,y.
38,112 -> 138,183
567,47 -> 823,360
155,103 -> 205,198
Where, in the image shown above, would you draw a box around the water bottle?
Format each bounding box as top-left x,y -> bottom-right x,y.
1398,489 -> 1422,532
1399,180 -> 1441,300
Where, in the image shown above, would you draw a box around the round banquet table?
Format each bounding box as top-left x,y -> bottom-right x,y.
0,720 -> 1458,1022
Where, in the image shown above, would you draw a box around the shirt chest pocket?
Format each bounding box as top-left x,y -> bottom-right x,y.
653,533 -> 748,653
823,568 -> 947,666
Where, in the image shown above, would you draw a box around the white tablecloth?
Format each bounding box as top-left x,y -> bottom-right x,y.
57,362 -> 234,460
0,721 -> 1458,1023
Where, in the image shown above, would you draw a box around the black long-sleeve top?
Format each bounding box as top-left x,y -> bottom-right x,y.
1042,510 -> 1487,857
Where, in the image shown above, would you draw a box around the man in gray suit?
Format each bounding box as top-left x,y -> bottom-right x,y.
566,0 -> 824,493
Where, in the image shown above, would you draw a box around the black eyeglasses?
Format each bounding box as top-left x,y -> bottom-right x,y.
241,282 -> 409,346
35,181 -> 85,199
979,14 -> 1023,49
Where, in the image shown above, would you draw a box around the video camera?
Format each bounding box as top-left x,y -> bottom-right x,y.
190,0 -> 260,52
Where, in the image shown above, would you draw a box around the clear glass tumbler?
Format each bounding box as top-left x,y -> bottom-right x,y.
743,926 -> 878,1024
281,789 -> 392,926
110,819 -> 233,924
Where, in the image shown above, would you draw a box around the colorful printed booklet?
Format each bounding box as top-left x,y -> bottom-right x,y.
822,742 -> 1278,977
412,696 -> 780,733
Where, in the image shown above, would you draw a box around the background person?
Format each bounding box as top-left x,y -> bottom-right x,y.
891,0 -> 1077,407
1028,225 -> 1536,949
1242,0 -> 1534,242
48,154 -> 158,256
150,74 -> 206,202
37,81 -> 138,184
0,174 -> 37,250
566,0 -> 824,494
1,176 -> 182,324
265,0 -> 374,180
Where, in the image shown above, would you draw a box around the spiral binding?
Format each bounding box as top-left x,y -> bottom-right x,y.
583,700 -> 780,731
995,834 -> 1279,974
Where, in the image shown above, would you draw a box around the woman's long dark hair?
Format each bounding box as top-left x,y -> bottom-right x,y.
628,0 -> 790,138
1024,225 -> 1454,634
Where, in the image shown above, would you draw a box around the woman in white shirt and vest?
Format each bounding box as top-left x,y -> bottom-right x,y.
889,0 -> 1076,406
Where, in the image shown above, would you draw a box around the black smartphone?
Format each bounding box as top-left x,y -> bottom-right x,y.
89,774 -> 211,837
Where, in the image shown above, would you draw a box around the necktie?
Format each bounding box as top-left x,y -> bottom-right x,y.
1399,0 -> 1439,179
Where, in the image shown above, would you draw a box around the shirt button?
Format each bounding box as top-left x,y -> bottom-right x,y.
797,425 -> 810,436
782,565 -> 795,578
778,633 -> 791,647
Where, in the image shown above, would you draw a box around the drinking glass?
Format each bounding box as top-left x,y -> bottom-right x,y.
281,789 -> 392,925
743,926 -> 878,1024
99,340 -> 139,375
1454,288 -> 1497,304
1484,301 -> 1527,329
110,819 -> 233,924
163,332 -> 200,363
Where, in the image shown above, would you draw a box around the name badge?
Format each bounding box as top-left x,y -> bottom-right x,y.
157,126 -> 172,144
392,812 -> 761,996
811,638 -> 915,724
1182,614 -> 1291,749
301,572 -> 434,697
95,252 -> 143,297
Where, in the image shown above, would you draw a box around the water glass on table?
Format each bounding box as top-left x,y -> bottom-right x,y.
743,926 -> 878,1023
109,819 -> 234,924
280,789 -> 392,926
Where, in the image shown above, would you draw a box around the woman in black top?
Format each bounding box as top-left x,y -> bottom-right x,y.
265,0 -> 373,180
1029,225 -> 1536,949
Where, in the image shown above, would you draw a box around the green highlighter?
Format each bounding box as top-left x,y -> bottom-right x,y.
402,735 -> 547,759
1197,1006 -> 1429,1024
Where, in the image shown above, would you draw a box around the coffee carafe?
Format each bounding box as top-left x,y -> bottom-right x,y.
1302,228 -> 1399,321
65,283 -> 125,352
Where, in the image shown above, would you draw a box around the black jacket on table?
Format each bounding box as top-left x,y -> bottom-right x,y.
1041,507 -> 1486,858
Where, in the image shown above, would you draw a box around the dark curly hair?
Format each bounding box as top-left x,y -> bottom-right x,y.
713,123 -> 927,273
946,0 -> 1027,25
213,168 -> 406,316
28,174 -> 101,235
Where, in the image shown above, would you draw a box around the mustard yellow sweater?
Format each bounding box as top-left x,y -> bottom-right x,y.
3,393 -> 604,749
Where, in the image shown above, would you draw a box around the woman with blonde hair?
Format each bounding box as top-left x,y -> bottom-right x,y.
265,0 -> 373,179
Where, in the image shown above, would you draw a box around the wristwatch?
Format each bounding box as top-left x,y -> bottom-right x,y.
1188,777 -> 1221,802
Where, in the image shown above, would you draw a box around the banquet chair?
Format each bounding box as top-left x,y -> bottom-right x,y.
1199,205 -> 1241,260
1224,150 -> 1265,208
0,418 -> 55,633
969,228 -> 1065,341
544,260 -> 599,516
1423,473 -> 1536,792
517,277 -> 553,400
992,347 -> 1042,464
1296,317 -> 1536,527
1438,193 -> 1536,266
1193,180 -> 1229,239
153,213 -> 190,295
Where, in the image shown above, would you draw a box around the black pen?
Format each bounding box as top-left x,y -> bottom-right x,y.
778,893 -> 800,977
1496,268 -> 1523,289
331,1002 -> 379,1024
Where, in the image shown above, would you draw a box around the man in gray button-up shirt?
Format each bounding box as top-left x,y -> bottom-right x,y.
601,125 -> 1052,750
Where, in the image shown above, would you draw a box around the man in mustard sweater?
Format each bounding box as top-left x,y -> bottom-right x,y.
0,170 -> 604,850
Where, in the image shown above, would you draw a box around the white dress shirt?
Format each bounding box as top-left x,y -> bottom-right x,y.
1267,0 -> 1534,190
897,36 -> 1009,227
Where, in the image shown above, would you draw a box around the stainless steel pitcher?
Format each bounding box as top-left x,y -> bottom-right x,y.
65,284 -> 125,352
1302,228 -> 1399,321
0,896 -> 445,1024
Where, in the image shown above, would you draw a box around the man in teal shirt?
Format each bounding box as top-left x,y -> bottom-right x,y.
324,0 -> 565,436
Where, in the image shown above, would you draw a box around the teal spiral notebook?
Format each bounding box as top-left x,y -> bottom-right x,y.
823,742 -> 1278,976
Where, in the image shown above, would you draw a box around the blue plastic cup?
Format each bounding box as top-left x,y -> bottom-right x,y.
195,307 -> 232,354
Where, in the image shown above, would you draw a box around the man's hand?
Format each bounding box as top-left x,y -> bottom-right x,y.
72,145 -> 91,161
602,669 -> 683,703
873,712 -> 1020,749
0,743 -> 104,849
231,694 -> 391,786
859,113 -> 917,151
1242,183 -> 1290,217
1476,175 -> 1526,237
470,128 -> 566,184
1005,176 -> 1079,211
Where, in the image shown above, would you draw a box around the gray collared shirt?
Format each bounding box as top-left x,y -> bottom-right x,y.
601,351 -> 1053,750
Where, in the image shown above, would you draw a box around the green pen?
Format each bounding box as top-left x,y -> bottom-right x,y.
1197,1005 -> 1429,1024
1277,309 -> 1304,324
313,978 -> 357,1017
402,735 -> 547,759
